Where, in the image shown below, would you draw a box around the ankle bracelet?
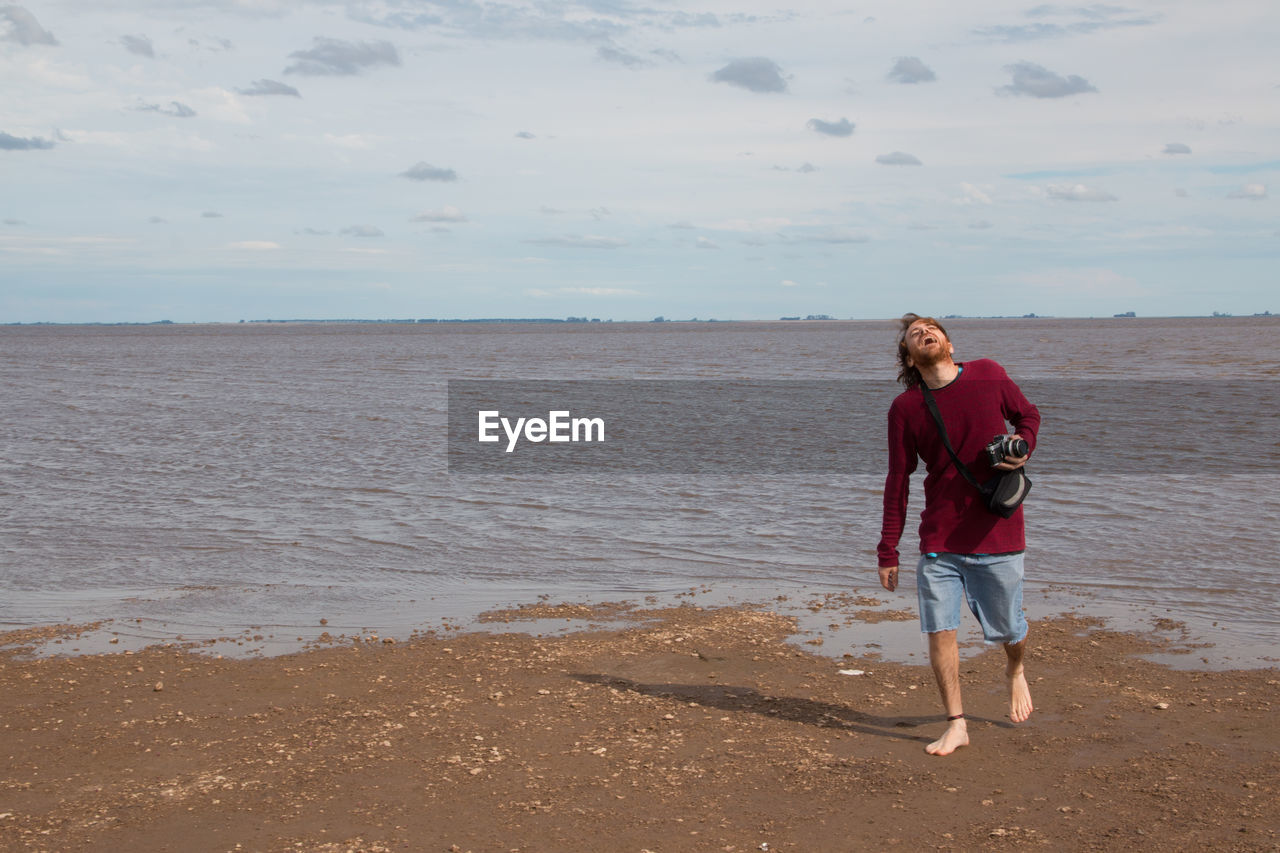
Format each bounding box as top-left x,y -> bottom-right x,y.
947,713 -> 965,721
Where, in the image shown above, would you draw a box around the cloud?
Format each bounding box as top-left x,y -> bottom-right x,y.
781,280 -> 799,287
887,56 -> 935,84
284,38 -> 400,76
807,229 -> 870,244
201,211 -> 222,218
1163,142 -> 1191,155
999,62 -> 1097,98
411,206 -> 467,223
1047,183 -> 1116,201
515,131 -> 536,139
1174,188 -> 1188,198
696,237 -> 719,249
136,101 -> 197,118
597,45 -> 646,67
120,34 -> 153,58
806,117 -> 854,137
975,6 -> 1159,42
340,225 -> 384,237
1012,266 -> 1143,296
0,6 -> 57,45
798,162 -> 818,173
959,182 -> 993,205
148,216 -> 165,224
4,218 -> 25,225
1227,183 -> 1267,200
400,162 -> 457,182
559,286 -> 640,296
969,220 -> 995,229
539,206 -> 564,215
238,79 -> 301,97
876,151 -> 922,166
228,241 -> 280,250
668,221 -> 695,229
299,227 -> 330,235
710,57 -> 788,93
528,235 -> 628,249
350,4 -> 624,43
0,131 -> 55,150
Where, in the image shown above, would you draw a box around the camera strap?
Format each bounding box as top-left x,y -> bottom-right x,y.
919,383 -> 984,492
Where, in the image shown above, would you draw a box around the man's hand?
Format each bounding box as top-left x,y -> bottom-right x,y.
993,434 -> 1029,471
879,565 -> 899,592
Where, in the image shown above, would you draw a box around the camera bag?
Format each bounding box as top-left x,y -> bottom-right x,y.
919,383 -> 1031,519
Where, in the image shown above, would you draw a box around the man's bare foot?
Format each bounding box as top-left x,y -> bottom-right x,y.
925,720 -> 969,756
1008,668 -> 1034,723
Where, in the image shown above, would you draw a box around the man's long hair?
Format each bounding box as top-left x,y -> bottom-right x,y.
895,312 -> 950,390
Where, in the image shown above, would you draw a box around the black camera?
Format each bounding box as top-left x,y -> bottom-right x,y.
985,434 -> 1028,466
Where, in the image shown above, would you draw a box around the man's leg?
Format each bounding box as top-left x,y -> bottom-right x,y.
1004,635 -> 1033,723
963,552 -> 1034,723
926,629 -> 969,755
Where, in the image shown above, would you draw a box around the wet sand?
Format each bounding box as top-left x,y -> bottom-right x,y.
1,604 -> 1276,852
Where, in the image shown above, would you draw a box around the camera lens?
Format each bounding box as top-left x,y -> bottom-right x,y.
1008,437 -> 1028,458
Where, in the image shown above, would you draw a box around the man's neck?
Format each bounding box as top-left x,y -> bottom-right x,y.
918,359 -> 960,390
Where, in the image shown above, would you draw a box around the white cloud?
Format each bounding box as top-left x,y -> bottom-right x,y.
558,287 -> 640,296
340,225 -> 384,237
528,235 -> 628,249
696,237 -> 719,249
1227,183 -> 1267,200
228,241 -> 280,250
876,151 -> 922,166
959,182 -> 993,205
1047,184 -> 1117,202
324,133 -> 376,149
1012,267 -> 1144,296
807,229 -> 870,244
411,206 -> 467,223
1163,143 -> 1191,155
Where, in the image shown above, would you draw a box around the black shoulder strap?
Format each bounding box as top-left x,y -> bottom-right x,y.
919,383 -> 983,491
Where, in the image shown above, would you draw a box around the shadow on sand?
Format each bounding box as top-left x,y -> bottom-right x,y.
570,673 -> 1013,744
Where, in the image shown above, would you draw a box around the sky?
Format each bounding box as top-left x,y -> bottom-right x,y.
1,0 -> 1277,323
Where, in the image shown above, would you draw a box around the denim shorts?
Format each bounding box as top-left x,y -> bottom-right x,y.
916,551 -> 1028,643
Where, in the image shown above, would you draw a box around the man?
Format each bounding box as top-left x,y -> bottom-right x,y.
876,313 -> 1040,756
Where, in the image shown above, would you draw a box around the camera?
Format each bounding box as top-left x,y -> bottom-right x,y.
985,434 -> 1028,466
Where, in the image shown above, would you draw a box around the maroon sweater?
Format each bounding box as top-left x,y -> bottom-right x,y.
876,359 -> 1041,568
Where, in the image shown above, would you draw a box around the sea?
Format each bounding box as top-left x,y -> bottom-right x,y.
2,317 -> 1277,668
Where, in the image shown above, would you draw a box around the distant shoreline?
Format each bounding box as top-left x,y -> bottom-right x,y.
4,312 -> 1276,327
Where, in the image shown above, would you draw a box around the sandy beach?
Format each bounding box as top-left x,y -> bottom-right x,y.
1,602 -> 1276,852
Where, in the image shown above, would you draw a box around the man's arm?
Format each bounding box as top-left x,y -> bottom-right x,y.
876,402 -> 916,579
994,369 -> 1040,471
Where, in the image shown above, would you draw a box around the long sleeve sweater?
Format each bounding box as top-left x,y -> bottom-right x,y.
876,358 -> 1041,568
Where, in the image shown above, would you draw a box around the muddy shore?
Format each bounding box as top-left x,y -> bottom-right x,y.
1,603 -> 1276,852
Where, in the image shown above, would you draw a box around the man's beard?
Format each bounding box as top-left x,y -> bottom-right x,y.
912,343 -> 951,369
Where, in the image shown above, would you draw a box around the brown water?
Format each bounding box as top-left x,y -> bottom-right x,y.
2,318 -> 1277,665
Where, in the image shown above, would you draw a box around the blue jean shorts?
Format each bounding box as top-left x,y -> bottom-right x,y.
916,551 -> 1028,643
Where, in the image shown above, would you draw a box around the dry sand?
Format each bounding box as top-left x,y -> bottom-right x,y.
1,601 -> 1276,852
